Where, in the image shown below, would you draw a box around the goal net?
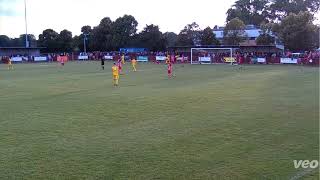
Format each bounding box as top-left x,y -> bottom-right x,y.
190,48 -> 235,64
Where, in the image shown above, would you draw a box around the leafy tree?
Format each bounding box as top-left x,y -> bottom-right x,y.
79,26 -> 92,51
200,27 -> 220,45
137,24 -> 165,51
58,29 -> 73,52
0,34 -> 36,47
20,34 -> 37,47
256,23 -> 275,45
81,25 -> 92,35
269,0 -> 320,21
176,22 -> 201,46
111,15 -> 138,50
90,17 -> 113,51
72,35 -> 81,52
10,38 -> 23,47
176,33 -> 193,46
256,34 -> 275,45
226,0 -> 320,24
126,34 -> 140,48
226,0 -> 269,25
272,11 -> 319,51
78,26 -> 93,51
163,32 -> 178,47
223,18 -> 246,45
38,29 -> 59,52
0,35 -> 12,46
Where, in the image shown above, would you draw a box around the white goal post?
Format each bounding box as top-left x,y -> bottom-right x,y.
190,48 -> 234,64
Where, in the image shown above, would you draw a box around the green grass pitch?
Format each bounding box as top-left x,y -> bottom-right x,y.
0,62 -> 319,179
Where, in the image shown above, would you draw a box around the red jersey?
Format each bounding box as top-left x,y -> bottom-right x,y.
171,55 -> 175,63
117,60 -> 122,68
167,63 -> 172,73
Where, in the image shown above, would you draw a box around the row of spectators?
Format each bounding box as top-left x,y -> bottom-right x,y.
1,50 -> 319,65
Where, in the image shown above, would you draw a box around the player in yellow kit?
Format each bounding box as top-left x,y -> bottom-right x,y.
121,54 -> 125,64
131,58 -> 137,72
7,57 -> 13,70
165,54 -> 170,64
112,62 -> 119,86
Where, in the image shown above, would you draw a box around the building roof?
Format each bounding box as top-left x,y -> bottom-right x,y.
213,24 -> 258,31
213,29 -> 262,39
213,25 -> 264,39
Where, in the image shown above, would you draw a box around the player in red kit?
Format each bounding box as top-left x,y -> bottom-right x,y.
117,58 -> 123,74
167,62 -> 173,78
171,54 -> 175,64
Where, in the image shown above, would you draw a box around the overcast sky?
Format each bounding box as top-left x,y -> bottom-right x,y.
0,0 -> 319,39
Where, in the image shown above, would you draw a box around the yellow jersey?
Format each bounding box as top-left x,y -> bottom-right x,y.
121,55 -> 125,63
112,65 -> 119,76
131,59 -> 137,65
166,57 -> 170,64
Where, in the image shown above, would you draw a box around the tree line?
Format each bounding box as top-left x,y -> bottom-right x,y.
0,0 -> 319,52
0,14 -> 220,53
225,0 -> 320,51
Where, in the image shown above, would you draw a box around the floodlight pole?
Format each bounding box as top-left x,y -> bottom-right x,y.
191,48 -> 193,64
24,0 -> 29,48
230,48 -> 233,65
84,35 -> 86,54
83,33 -> 89,54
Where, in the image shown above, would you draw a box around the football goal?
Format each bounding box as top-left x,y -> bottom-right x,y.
190,48 -> 235,64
